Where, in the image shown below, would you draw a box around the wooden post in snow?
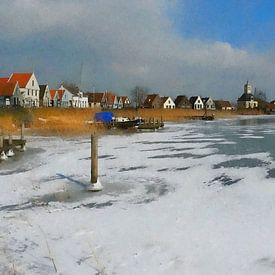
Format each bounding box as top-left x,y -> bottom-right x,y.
90,134 -> 98,184
21,122 -> 24,140
88,133 -> 102,191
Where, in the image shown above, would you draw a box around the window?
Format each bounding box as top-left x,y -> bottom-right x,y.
32,80 -> 34,86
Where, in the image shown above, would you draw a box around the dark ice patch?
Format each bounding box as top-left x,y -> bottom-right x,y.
149,152 -> 209,159
266,168 -> 275,178
208,174 -> 242,186
255,257 -> 275,268
214,158 -> 268,169
119,166 -> 147,172
157,168 -> 169,172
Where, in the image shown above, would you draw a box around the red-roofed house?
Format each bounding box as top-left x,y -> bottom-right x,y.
8,73 -> 40,107
49,90 -> 58,107
84,92 -> 104,108
161,96 -> 175,109
0,81 -> 21,106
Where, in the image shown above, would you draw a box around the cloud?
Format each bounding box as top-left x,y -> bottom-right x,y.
0,0 -> 275,100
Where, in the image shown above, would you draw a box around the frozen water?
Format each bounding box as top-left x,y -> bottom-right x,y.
1,116 -> 275,274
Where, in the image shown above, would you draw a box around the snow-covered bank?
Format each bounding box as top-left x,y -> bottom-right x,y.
1,117 -> 275,274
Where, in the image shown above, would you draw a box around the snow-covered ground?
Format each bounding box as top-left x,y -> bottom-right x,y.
1,116 -> 275,274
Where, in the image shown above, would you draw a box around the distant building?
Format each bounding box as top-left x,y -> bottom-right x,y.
0,73 -> 40,107
237,81 -> 258,109
118,96 -> 131,108
143,94 -> 161,108
161,96 -> 175,109
0,81 -> 21,107
214,100 -> 233,111
189,96 -> 204,110
39,84 -> 50,107
202,97 -> 216,110
266,101 -> 275,114
174,95 -> 191,109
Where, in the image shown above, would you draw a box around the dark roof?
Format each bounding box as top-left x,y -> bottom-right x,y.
214,100 -> 232,108
202,97 -> 210,103
39,85 -> 47,100
189,96 -> 200,105
174,95 -> 190,106
144,94 -> 159,107
238,93 -> 254,101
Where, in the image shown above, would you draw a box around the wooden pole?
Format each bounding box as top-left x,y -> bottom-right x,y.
21,122 -> 24,140
8,134 -> 12,146
90,134 -> 98,184
0,135 -> 3,149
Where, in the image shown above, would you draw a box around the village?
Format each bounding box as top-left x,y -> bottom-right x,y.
1,72 -> 275,113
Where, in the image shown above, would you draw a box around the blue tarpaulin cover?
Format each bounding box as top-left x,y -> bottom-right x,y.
95,112 -> 113,123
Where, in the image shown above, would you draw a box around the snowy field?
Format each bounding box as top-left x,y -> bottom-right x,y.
1,116 -> 275,274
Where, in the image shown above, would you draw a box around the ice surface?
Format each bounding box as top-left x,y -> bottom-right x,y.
1,116 -> 275,274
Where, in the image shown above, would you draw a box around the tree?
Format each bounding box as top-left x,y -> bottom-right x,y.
61,81 -> 80,95
130,86 -> 148,108
254,88 -> 268,110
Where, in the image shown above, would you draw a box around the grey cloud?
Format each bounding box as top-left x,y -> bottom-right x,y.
1,0 -> 275,100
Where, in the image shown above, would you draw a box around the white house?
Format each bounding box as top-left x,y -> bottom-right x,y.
202,97 -> 216,110
72,92 -> 89,108
9,73 -> 40,107
189,96 -> 204,110
161,96 -> 175,109
58,85 -> 73,107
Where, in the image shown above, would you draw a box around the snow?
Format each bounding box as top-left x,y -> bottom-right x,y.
1,117 -> 275,274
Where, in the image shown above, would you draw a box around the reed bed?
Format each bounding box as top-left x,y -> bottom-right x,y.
0,107 -> 262,137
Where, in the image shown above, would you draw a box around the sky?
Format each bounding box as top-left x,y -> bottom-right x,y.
1,0 -> 275,100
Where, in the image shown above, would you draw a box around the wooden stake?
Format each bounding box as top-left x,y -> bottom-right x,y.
21,122 -> 24,140
8,134 -> 12,146
90,134 -> 98,184
0,135 -> 3,149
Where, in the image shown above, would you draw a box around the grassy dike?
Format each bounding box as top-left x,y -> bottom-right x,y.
0,107 -> 263,136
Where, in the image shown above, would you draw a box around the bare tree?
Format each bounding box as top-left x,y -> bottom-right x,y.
61,81 -> 80,95
130,86 -> 148,108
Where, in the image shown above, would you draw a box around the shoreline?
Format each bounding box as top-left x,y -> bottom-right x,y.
0,107 -> 268,137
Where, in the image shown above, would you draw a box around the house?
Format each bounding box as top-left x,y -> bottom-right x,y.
118,96 -> 131,108
143,94 -> 162,108
161,96 -> 175,109
85,92 -> 105,108
189,96 -> 204,110
8,73 -> 40,107
202,97 -> 216,110
49,90 -> 58,107
39,85 -> 50,107
237,81 -> 258,109
174,95 -> 191,109
266,101 -> 275,114
105,92 -> 118,109
214,100 -> 233,111
58,85 -> 73,107
72,91 -> 89,108
0,81 -> 21,107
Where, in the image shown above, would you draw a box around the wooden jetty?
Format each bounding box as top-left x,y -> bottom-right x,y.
137,118 -> 164,130
0,124 -> 26,160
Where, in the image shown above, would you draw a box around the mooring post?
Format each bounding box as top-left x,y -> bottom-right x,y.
90,134 -> 98,184
8,134 -> 12,146
87,133 -> 102,191
21,122 -> 24,140
0,135 -> 3,149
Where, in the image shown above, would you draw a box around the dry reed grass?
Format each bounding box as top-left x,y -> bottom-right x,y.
0,107 -> 263,137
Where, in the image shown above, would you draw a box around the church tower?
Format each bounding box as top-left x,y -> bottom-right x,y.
244,81 -> 252,94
